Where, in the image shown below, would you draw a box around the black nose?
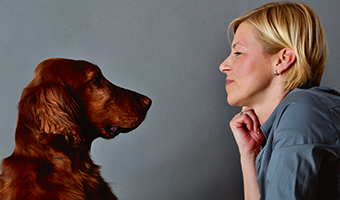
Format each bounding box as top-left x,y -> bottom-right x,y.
141,96 -> 152,109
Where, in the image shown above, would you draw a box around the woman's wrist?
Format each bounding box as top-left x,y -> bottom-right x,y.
240,148 -> 260,162
241,156 -> 256,165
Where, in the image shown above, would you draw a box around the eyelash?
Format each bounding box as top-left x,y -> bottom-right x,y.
234,52 -> 242,56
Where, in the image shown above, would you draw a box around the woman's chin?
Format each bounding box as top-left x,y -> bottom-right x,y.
227,97 -> 238,106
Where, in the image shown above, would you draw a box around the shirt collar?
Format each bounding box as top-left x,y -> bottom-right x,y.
260,99 -> 281,147
259,89 -> 296,147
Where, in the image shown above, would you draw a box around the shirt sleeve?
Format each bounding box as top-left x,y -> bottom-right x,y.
262,92 -> 340,200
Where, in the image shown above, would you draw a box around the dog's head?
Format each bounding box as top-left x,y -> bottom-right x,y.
18,58 -> 151,147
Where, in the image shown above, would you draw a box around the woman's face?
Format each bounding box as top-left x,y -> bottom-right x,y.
219,22 -> 276,107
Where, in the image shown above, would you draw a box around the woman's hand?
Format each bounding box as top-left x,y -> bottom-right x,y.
230,106 -> 265,160
231,107 -> 264,200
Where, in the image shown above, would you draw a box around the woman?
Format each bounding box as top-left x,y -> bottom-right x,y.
219,2 -> 340,200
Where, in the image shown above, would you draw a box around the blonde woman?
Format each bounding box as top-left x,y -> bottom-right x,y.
220,2 -> 340,199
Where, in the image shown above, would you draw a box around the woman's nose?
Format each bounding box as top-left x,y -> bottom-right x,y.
219,57 -> 232,73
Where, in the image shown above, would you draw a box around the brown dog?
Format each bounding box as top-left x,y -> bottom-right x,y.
0,58 -> 151,200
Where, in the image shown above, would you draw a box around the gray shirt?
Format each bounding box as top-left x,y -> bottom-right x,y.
257,87 -> 340,200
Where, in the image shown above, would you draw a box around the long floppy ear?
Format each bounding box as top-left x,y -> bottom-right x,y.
19,82 -> 84,147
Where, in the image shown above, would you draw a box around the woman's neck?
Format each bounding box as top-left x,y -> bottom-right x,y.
253,89 -> 290,124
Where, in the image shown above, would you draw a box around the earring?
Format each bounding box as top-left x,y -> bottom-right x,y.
274,70 -> 280,76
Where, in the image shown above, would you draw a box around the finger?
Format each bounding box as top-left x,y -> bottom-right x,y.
241,106 -> 252,112
231,112 -> 254,133
241,107 -> 260,131
241,109 -> 261,134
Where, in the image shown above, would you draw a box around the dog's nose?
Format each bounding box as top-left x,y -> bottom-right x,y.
141,96 -> 152,109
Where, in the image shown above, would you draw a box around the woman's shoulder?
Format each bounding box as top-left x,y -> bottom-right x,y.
273,87 -> 340,133
282,87 -> 340,110
272,87 -> 340,146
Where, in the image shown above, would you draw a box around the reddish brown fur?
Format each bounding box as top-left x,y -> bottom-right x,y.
0,58 -> 151,200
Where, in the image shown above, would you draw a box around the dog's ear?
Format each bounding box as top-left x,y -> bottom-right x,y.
19,83 -> 84,147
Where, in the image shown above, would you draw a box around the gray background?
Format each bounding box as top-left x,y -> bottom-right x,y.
0,0 -> 339,199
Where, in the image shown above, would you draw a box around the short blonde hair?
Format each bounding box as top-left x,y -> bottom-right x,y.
228,1 -> 328,90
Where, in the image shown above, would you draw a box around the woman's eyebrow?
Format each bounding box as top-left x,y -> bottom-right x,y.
232,42 -> 246,50
232,42 -> 239,49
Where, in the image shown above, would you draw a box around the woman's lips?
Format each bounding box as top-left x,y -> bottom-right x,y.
226,79 -> 234,87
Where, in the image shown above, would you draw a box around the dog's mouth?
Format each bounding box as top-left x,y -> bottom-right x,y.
106,125 -> 119,136
104,125 -> 135,138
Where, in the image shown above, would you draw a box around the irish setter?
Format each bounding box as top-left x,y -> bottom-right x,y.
0,58 -> 151,200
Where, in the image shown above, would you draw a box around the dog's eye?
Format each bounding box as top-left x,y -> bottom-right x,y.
91,76 -> 103,85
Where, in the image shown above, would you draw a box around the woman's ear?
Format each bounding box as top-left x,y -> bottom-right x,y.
275,48 -> 296,74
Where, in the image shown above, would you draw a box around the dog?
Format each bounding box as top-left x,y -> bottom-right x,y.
0,58 -> 151,200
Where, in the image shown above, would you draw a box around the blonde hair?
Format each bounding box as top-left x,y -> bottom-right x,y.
228,1 -> 328,90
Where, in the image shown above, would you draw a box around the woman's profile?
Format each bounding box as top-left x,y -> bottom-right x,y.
220,2 -> 340,199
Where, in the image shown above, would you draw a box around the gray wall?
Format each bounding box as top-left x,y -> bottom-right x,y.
0,1 -> 339,199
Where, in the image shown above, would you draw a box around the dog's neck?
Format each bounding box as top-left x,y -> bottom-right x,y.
13,120 -> 94,164
46,136 -> 96,172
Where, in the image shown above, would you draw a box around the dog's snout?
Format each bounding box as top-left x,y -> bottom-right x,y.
141,96 -> 152,109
